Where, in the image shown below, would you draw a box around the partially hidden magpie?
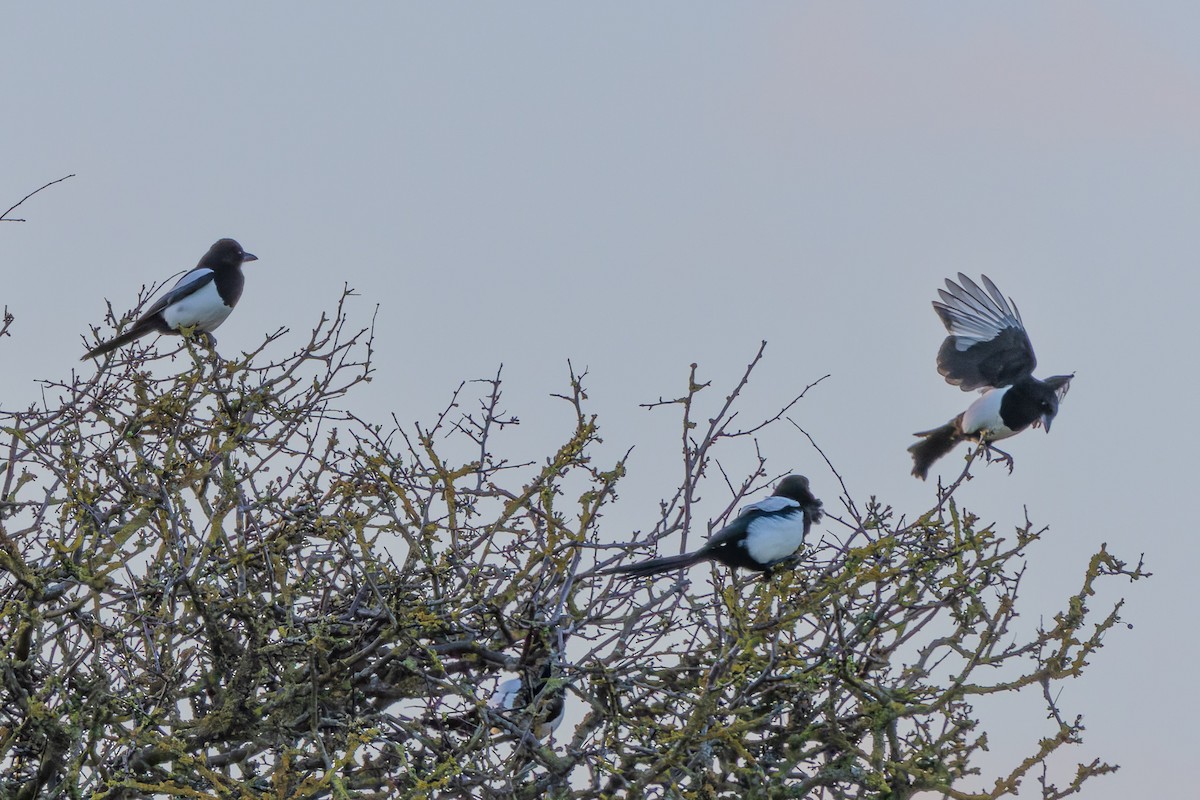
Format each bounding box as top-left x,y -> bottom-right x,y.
599,474 -> 823,578
490,662 -> 566,740
909,274 -> 1073,479
82,238 -> 257,360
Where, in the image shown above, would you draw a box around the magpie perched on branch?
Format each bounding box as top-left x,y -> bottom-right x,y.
490,662 -> 566,740
598,474 -> 823,579
909,274 -> 1073,479
82,238 -> 257,360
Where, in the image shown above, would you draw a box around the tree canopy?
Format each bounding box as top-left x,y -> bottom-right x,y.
0,289 -> 1145,800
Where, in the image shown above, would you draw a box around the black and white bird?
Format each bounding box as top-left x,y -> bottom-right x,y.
599,475 -> 823,579
82,238 -> 257,360
908,274 -> 1073,480
490,663 -> 566,740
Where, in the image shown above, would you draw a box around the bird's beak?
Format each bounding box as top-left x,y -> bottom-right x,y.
1042,414 -> 1053,433
242,252 -> 258,263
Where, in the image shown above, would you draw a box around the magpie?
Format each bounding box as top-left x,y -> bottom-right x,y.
599,474 -> 823,578
908,274 -> 1073,479
490,663 -> 566,740
82,238 -> 257,360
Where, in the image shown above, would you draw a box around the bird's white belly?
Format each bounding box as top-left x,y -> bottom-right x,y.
161,282 -> 232,332
961,388 -> 1016,440
743,513 -> 806,564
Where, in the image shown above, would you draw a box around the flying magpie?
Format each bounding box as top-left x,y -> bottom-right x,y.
82,238 -> 257,360
599,474 -> 823,578
908,274 -> 1073,479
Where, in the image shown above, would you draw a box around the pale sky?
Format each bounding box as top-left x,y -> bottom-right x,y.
4,5 -> 1197,797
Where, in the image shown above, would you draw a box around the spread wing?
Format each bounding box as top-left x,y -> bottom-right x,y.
136,268 -> 216,322
932,273 -> 1037,391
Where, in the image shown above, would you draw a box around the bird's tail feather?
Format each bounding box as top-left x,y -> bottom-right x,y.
908,418 -> 964,480
597,552 -> 701,579
82,322 -> 155,361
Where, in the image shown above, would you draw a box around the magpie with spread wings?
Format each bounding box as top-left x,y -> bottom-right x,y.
909,274 -> 1073,479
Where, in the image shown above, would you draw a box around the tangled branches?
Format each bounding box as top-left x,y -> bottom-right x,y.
0,295 -> 1144,800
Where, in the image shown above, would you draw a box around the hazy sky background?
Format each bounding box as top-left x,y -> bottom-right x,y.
4,5 -> 1196,797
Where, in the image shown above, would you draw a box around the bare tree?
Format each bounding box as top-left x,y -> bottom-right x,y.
1,183 -> 1144,798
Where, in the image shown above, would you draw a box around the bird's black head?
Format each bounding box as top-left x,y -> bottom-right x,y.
202,238 -> 257,269
773,474 -> 823,523
1029,382 -> 1062,433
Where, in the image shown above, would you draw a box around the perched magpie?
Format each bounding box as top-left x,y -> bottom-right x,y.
909,274 -> 1073,479
490,663 -> 566,740
82,238 -> 257,360
599,475 -> 823,578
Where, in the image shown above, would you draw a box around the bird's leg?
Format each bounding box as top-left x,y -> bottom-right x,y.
758,554 -> 802,581
197,330 -> 224,364
980,441 -> 1015,473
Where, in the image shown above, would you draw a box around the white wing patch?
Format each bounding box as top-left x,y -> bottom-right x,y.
737,495 -> 801,517
937,275 -> 1024,350
742,510 -> 807,565
171,266 -> 213,290
492,678 -> 523,711
490,675 -> 563,738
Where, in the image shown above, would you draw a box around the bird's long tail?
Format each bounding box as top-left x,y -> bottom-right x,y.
597,551 -> 702,579
908,416 -> 964,480
82,321 -> 157,361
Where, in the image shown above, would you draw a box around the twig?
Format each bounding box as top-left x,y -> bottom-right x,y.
1,174 -> 75,222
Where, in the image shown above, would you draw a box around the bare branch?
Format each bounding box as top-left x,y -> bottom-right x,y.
1,174 -> 75,222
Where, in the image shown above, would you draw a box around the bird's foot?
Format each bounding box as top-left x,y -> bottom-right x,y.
197,331 -> 225,364
981,443 -> 1015,473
